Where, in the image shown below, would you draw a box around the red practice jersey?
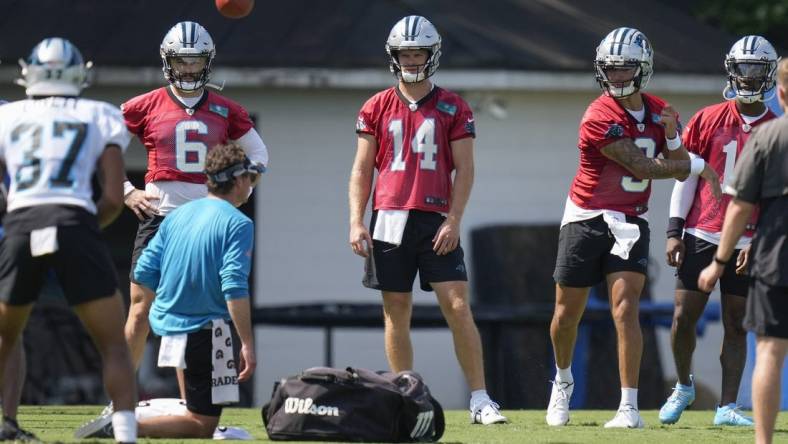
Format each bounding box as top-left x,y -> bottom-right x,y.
356,86 -> 475,213
569,93 -> 674,216
683,100 -> 774,236
122,87 -> 254,184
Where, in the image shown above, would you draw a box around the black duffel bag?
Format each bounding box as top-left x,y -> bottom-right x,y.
262,367 -> 444,442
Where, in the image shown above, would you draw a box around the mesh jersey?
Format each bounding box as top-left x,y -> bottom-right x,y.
0,97 -> 130,214
356,86 -> 475,213
570,93 -> 674,216
122,87 -> 253,184
683,100 -> 774,236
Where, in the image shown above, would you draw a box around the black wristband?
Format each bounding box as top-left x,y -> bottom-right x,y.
713,256 -> 728,265
666,217 -> 685,239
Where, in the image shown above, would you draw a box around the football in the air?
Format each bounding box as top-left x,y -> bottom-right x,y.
215,0 -> 254,19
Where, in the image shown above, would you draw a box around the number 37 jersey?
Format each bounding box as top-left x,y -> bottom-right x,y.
0,97 -> 131,214
356,86 -> 475,214
122,87 -> 253,184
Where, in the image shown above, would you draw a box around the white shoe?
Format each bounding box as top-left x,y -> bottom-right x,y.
73,412 -> 113,439
546,380 -> 574,426
604,404 -> 645,428
470,400 -> 508,425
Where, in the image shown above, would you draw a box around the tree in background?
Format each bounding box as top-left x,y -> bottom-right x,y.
693,0 -> 788,49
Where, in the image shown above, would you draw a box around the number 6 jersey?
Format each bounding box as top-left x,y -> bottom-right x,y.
356,86 -> 475,214
122,87 -> 255,215
0,97 -> 131,214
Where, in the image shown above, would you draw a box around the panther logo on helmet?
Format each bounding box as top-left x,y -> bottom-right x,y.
385,16 -> 442,83
594,27 -> 654,98
160,21 -> 216,92
723,35 -> 778,104
16,38 -> 91,97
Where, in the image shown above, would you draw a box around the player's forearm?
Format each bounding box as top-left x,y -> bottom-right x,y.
664,145 -> 690,161
669,170 -> 698,219
448,165 -> 474,221
348,172 -> 373,225
227,297 -> 254,347
715,198 -> 755,262
96,198 -> 123,228
631,157 -> 691,180
235,128 -> 269,167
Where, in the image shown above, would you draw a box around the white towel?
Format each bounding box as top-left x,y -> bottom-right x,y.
211,319 -> 239,405
602,211 -> 641,260
372,209 -> 409,245
158,334 -> 187,369
30,226 -> 58,257
135,398 -> 252,440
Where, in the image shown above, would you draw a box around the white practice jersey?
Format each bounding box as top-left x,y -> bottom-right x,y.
0,97 -> 130,214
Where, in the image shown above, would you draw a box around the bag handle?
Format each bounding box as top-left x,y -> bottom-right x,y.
429,397 -> 445,442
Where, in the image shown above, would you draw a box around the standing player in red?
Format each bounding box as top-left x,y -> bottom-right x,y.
546,27 -> 722,428
659,36 -> 778,426
348,15 -> 506,425
121,21 -> 268,398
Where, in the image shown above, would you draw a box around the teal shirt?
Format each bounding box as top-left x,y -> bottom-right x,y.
134,197 -> 254,335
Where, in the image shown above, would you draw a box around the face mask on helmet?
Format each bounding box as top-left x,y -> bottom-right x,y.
385,15 -> 442,83
160,21 -> 216,92
723,36 -> 778,104
16,37 -> 91,97
594,28 -> 653,98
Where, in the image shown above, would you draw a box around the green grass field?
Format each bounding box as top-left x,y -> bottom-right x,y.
17,406 -> 788,443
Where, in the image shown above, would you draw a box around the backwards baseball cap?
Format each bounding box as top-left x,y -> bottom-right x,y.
207,156 -> 265,183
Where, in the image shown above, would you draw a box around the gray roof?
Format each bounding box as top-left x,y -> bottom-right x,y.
0,0 -> 764,74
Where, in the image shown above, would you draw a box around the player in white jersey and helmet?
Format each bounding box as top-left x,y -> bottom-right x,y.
0,99 -> 37,442
0,38 -> 138,443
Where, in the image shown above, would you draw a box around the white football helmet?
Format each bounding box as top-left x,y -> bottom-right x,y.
16,38 -> 91,97
385,15 -> 442,83
594,27 -> 654,98
160,21 -> 216,91
723,35 -> 778,103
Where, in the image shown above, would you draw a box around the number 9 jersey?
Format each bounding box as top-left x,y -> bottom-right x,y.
570,93 -> 675,216
0,97 -> 131,214
122,87 -> 253,184
356,86 -> 475,214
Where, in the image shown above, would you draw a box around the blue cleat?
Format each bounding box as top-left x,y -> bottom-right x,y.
713,404 -> 754,426
659,375 -> 695,424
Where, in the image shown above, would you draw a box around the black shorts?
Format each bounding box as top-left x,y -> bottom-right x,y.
553,215 -> 650,288
676,233 -> 749,296
129,215 -> 165,283
0,225 -> 118,306
743,279 -> 788,339
368,210 -> 467,293
183,325 -> 241,417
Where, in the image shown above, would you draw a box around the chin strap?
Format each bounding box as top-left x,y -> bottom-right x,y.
723,83 -> 775,103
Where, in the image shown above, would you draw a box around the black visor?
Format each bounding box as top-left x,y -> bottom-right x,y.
207,157 -> 265,183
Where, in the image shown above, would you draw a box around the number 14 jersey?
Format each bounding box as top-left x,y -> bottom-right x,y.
683,100 -> 775,236
356,86 -> 475,214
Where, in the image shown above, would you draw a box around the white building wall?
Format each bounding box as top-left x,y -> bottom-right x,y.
0,81 -> 726,408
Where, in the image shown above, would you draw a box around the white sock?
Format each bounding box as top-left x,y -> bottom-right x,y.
470,389 -> 490,411
556,365 -> 573,384
112,410 -> 137,443
620,388 -> 638,410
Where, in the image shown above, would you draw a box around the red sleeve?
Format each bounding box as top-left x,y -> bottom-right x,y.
227,101 -> 254,139
355,97 -> 379,138
449,99 -> 475,141
121,95 -> 148,137
681,111 -> 703,156
579,117 -> 632,150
